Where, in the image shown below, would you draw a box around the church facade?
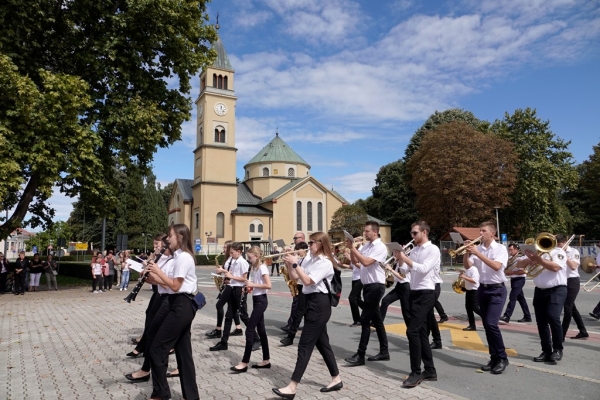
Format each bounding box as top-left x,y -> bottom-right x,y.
168,35 -> 390,246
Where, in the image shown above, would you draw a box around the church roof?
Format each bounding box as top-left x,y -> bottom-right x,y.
175,179 -> 194,202
244,134 -> 310,168
231,206 -> 273,216
259,179 -> 302,204
238,182 -> 262,205
212,35 -> 234,72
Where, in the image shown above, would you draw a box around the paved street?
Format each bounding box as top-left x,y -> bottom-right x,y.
0,266 -> 599,399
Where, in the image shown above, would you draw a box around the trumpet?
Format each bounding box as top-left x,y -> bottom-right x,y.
262,250 -> 299,259
448,236 -> 483,258
402,239 -> 415,255
333,236 -> 364,247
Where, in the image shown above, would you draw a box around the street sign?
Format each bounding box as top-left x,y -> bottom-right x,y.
501,233 -> 507,243
195,239 -> 201,245
195,244 -> 202,252
75,243 -> 88,251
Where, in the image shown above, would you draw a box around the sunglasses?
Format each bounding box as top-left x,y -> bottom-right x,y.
410,231 -> 420,235
307,240 -> 321,246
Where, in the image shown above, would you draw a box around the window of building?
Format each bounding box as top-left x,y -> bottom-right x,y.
258,224 -> 263,233
288,168 -> 295,177
296,201 -> 302,231
249,224 -> 255,233
195,213 -> 199,229
317,202 -> 323,231
224,76 -> 228,90
307,201 -> 313,231
212,73 -> 217,87
218,75 -> 223,89
262,167 -> 269,177
214,126 -> 226,143
216,212 -> 224,238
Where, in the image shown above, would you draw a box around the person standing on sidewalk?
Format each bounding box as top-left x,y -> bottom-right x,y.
91,256 -> 104,293
43,254 -> 59,291
0,253 -> 9,294
12,251 -> 29,295
29,253 -> 44,292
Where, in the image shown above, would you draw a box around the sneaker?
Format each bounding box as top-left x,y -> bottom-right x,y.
120,288 -> 123,291
124,288 -> 128,291
93,290 -> 98,294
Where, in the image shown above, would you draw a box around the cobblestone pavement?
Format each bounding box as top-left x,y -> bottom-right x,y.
0,287 -> 463,400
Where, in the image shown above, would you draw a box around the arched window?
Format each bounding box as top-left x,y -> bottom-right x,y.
249,224 -> 255,233
218,75 -> 223,89
317,202 -> 323,231
258,224 -> 263,233
214,126 -> 226,143
216,212 -> 224,238
296,201 -> 302,231
288,168 -> 295,177
224,76 -> 228,90
307,201 -> 313,231
212,73 -> 217,87
195,213 -> 199,229
262,167 -> 269,177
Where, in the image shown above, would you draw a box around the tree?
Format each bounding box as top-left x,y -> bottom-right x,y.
406,122 -> 518,237
0,0 -> 217,238
490,108 -> 578,238
330,205 -> 369,238
159,182 -> 174,212
142,173 -> 169,236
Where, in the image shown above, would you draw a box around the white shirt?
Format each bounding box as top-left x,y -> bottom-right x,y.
407,241 -> 440,291
296,256 -> 307,285
169,249 -> 197,294
250,264 -> 270,296
533,248 -> 568,289
351,263 -> 361,281
564,246 -> 580,279
359,238 -> 388,285
394,261 -> 411,284
468,240 -> 508,284
432,262 -> 443,284
302,254 -> 334,294
227,256 -> 249,287
463,266 -> 480,290
157,255 -> 174,295
91,263 -> 102,275
508,255 -> 528,279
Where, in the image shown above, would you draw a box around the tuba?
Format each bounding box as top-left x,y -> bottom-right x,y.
524,232 -> 556,278
452,271 -> 467,294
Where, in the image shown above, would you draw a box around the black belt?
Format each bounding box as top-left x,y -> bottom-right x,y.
480,283 -> 504,288
410,289 -> 435,294
536,285 -> 567,291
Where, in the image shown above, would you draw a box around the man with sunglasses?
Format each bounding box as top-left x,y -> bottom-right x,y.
344,221 -> 389,366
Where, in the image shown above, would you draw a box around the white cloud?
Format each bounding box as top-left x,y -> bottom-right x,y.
327,171 -> 377,196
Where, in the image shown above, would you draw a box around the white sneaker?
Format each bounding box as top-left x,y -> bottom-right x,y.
124,288 -> 128,291
93,290 -> 98,294
120,288 -> 123,291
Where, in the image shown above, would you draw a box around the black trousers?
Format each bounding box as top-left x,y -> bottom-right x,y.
291,293 -> 339,382
150,294 -> 198,400
533,285 -> 567,353
434,282 -> 447,318
0,272 -> 7,293
465,289 -> 481,326
92,275 -> 103,291
380,282 -> 410,324
216,285 -> 240,328
288,285 -> 305,337
478,285 -> 507,360
271,263 -> 280,275
141,295 -> 170,371
358,283 -> 388,356
427,283 -> 442,344
135,291 -> 163,353
406,290 -> 436,374
562,277 -> 587,337
242,294 -> 270,363
504,277 -> 531,319
287,292 -> 299,326
103,274 -> 113,290
221,286 -> 243,344
13,271 -> 25,293
348,279 -> 364,323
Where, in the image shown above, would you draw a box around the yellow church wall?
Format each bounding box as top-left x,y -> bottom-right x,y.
198,148 -> 237,184
245,176 -> 290,200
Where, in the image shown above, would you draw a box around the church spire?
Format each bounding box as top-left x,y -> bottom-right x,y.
211,14 -> 233,72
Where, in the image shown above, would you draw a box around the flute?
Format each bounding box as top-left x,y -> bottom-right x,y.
124,245 -> 168,303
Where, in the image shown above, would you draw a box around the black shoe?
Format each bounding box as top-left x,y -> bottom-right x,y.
126,351 -> 142,358
280,325 -> 291,333
230,328 -> 243,336
402,372 -> 424,388
205,329 -> 222,338
518,317 -> 532,323
491,358 -> 508,374
131,338 -> 139,345
552,349 -> 563,361
252,341 -> 261,352
280,336 -> 294,346
125,373 -> 150,382
251,363 -> 271,369
422,370 -> 437,381
230,365 -> 247,373
463,325 -> 476,331
166,371 -> 180,378
209,342 -> 228,351
481,359 -> 496,371
571,332 -> 589,339
430,341 -> 442,349
367,352 -> 390,361
533,352 -> 555,363
344,353 -> 365,366
438,316 -> 448,323
589,313 -> 600,320
272,388 -> 295,399
320,381 -> 343,392
500,316 -> 510,324
350,321 -> 361,327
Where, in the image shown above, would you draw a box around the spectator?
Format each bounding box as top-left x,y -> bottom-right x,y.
0,253 -> 9,294
120,259 -> 131,291
12,251 -> 30,295
115,251 -> 123,287
29,253 -> 44,292
103,252 -> 115,291
44,254 -> 59,291
91,256 -> 104,293
271,244 -> 280,276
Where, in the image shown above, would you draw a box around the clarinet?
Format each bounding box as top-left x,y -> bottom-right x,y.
124,246 -> 167,303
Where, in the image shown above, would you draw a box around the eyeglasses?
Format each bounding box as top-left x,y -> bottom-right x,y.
410,231 -> 420,236
292,237 -> 300,240
307,241 -> 321,246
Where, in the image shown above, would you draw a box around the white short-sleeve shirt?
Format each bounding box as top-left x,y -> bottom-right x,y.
564,246 -> 580,279
302,254 -> 334,294
228,257 -> 249,287
463,266 -> 480,290
250,264 -> 270,296
533,248 -> 568,289
468,241 -> 508,284
170,250 -> 197,294
157,254 -> 174,295
359,239 -> 388,285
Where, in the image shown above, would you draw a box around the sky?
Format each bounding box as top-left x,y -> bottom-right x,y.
44,0 -> 600,223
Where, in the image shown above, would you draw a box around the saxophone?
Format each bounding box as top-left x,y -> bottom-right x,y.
213,253 -> 225,291
280,263 -> 299,297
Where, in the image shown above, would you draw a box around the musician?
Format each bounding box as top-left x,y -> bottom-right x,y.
345,221 -> 389,366
272,232 -> 342,398
231,246 -> 272,372
463,221 -> 509,374
348,236 -> 365,327
205,240 -> 243,339
517,236 -> 567,364
280,242 -> 309,346
459,266 -> 481,331
428,263 -> 445,349
145,224 -> 199,400
501,243 -> 532,323
397,221 -> 439,388
210,242 -> 249,351
557,234 -> 588,340
281,232 -> 306,333
588,243 -> 600,320
380,249 -> 411,324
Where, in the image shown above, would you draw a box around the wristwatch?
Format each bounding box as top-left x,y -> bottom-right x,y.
292,263 -> 298,269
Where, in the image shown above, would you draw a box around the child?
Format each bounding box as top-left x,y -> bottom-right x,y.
91,256 -> 104,293
460,267 -> 481,331
120,257 -> 130,291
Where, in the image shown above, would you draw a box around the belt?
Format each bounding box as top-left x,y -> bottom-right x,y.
410,289 -> 435,294
536,285 -> 567,291
480,283 -> 504,288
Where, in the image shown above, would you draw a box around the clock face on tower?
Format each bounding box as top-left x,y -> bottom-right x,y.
214,102 -> 228,116
198,104 -> 203,117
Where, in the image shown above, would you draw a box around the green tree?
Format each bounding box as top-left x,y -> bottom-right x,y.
406,122 -> 518,237
330,205 -> 369,239
142,173 -> 168,236
490,108 -> 578,238
159,182 -> 174,211
0,0 -> 217,238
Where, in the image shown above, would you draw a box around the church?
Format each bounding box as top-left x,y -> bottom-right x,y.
168,34 -> 390,246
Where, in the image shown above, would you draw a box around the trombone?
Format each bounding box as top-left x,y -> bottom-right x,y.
581,256 -> 600,292
448,236 -> 482,258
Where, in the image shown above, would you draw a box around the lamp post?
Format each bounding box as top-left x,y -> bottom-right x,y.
142,233 -> 147,253
493,206 -> 501,243
205,231 -> 212,254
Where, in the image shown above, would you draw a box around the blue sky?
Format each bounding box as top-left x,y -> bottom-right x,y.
46,0 -> 600,222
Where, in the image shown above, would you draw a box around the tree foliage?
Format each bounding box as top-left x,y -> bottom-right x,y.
0,0 -> 217,238
330,204 -> 369,238
490,108 -> 578,238
406,122 -> 518,237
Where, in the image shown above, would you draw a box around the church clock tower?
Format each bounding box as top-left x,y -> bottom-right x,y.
192,28 -> 237,245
